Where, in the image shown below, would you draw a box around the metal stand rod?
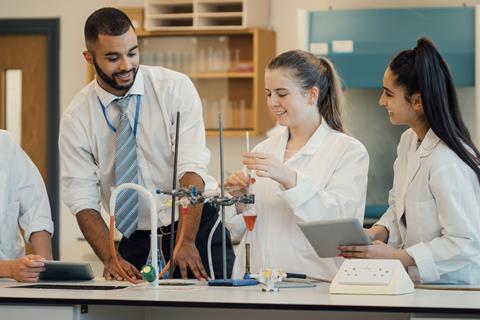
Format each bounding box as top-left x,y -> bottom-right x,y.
245,242 -> 251,275
219,113 -> 227,280
169,111 -> 180,278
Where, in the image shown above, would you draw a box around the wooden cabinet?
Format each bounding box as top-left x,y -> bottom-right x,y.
88,28 -> 276,135
140,28 -> 275,135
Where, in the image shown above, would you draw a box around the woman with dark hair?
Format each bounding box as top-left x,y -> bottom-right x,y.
340,38 -> 480,284
226,50 -> 369,280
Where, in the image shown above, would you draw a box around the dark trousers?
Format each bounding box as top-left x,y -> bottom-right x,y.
118,203 -> 234,279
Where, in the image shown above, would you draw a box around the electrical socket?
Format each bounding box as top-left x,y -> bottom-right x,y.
338,260 -> 395,285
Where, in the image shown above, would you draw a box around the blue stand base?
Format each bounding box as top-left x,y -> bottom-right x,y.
208,279 -> 258,287
243,273 -> 255,280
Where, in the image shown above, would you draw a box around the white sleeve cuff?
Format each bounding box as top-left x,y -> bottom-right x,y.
375,208 -> 402,247
405,242 -> 440,283
23,223 -> 54,244
375,206 -> 395,229
277,171 -> 316,209
70,202 -> 101,215
177,169 -> 210,190
177,143 -> 210,182
61,178 -> 101,216
226,212 -> 246,244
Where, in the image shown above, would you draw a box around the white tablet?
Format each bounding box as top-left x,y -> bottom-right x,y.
298,218 -> 372,258
39,261 -> 95,281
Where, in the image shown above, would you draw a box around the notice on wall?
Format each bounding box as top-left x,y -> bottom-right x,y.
309,42 -> 329,55
332,40 -> 354,53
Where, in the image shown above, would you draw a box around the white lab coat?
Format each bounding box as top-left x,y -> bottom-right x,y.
0,130 -> 53,260
376,128 -> 480,284
227,121 -> 369,280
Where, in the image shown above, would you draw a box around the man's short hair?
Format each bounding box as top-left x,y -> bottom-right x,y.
84,7 -> 134,45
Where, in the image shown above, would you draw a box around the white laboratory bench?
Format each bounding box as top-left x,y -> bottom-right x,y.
1,278 -> 480,320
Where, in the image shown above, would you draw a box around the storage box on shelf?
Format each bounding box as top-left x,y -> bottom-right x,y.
145,0 -> 194,29
144,0 -> 269,31
121,7 -> 145,31
86,28 -> 276,136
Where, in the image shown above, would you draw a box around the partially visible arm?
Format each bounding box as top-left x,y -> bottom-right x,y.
0,261 -> 13,278
30,231 -> 52,260
0,133 -> 51,281
76,209 -> 141,280
76,209 -> 111,263
174,172 -> 209,280
405,164 -> 480,283
169,76 -> 212,280
367,225 -> 389,243
15,143 -> 54,249
0,255 -> 45,282
178,172 -> 204,243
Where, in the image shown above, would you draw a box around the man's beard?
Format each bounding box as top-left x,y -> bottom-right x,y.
93,57 -> 138,93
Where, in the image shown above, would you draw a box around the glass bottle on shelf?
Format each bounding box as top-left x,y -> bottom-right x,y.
197,48 -> 206,73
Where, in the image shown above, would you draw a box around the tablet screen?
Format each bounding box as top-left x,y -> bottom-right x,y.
39,261 -> 95,281
298,218 -> 371,258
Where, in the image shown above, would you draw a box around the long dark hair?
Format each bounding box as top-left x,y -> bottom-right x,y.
267,50 -> 345,132
390,37 -> 480,181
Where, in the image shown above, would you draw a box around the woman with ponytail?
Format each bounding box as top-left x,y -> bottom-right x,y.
226,50 -> 369,280
340,38 -> 480,284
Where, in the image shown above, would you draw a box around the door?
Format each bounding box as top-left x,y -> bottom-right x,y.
0,19 -> 60,258
0,35 -> 48,180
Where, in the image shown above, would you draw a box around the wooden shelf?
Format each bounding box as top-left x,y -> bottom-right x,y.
137,28 -> 257,37
145,0 -> 269,30
149,0 -> 193,4
197,12 -> 243,18
197,0 -> 243,3
146,13 -> 194,19
190,72 -> 254,79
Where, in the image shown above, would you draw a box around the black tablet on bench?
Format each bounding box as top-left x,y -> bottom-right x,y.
39,261 -> 95,281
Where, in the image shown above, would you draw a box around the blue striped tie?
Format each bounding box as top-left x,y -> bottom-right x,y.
114,95 -> 139,238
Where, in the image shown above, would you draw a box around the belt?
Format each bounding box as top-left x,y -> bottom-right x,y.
136,221 -> 178,235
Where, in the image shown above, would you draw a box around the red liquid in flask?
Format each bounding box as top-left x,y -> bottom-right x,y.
243,215 -> 257,231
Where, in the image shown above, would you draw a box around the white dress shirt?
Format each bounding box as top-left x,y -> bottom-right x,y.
376,128 -> 480,284
227,121 -> 369,280
60,65 -> 214,229
0,130 -> 53,259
